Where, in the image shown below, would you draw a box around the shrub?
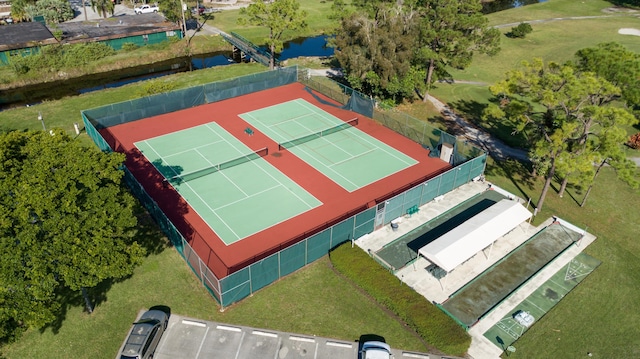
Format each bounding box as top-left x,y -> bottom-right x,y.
137,79 -> 178,97
121,43 -> 140,52
508,22 -> 533,38
63,43 -> 116,67
330,243 -> 470,356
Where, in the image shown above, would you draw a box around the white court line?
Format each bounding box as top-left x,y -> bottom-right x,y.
296,98 -> 418,167
523,297 -> 547,313
287,141 -> 359,190
163,138 -> 226,159
328,148 -> 377,167
212,184 -> 281,211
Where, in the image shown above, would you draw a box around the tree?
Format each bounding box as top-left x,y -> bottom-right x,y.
0,130 -> 144,342
238,0 -> 307,70
414,0 -> 500,102
574,42 -> 640,111
36,0 -> 74,23
486,59 -> 635,211
158,0 -> 182,24
91,0 -> 114,19
333,4 -> 424,101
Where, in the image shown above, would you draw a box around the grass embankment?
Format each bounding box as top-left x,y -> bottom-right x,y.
330,244 -> 470,356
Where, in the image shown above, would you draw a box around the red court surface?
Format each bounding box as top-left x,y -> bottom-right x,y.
102,83 -> 451,278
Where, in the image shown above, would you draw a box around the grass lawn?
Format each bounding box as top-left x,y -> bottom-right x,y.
210,0 -> 338,43
485,161 -> 640,358
486,0 -> 615,26
452,17 -> 640,84
0,246 -> 428,359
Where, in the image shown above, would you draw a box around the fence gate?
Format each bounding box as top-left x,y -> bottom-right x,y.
374,202 -> 386,229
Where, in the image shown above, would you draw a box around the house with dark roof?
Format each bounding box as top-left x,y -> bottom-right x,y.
0,13 -> 182,65
0,21 -> 58,64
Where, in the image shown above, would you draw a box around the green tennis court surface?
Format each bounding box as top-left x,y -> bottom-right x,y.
135,122 -> 322,245
375,190 -> 507,271
442,223 -> 584,327
239,99 -> 417,192
483,253 -> 601,349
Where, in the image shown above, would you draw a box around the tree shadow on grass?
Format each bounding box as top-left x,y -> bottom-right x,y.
485,159 -> 537,202
42,277 -> 119,335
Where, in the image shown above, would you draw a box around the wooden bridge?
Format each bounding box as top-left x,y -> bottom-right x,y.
221,32 -> 279,67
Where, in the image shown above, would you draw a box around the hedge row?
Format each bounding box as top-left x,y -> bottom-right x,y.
329,243 -> 470,356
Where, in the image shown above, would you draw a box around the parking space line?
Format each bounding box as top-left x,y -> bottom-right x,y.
326,341 -> 352,348
252,330 -> 278,338
234,331 -> 246,359
182,319 -> 207,327
402,352 -> 430,358
273,337 -> 282,359
290,335 -> 316,342
216,325 -> 242,332
194,326 -> 210,359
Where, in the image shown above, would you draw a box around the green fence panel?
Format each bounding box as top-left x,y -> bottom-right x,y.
306,229 -> 331,263
438,169 -> 457,196
421,176 -> 441,205
249,255 -> 280,292
331,217 -> 355,245
383,193 -> 405,223
82,115 -> 111,152
404,185 -> 422,210
469,154 -> 487,179
454,161 -> 473,188
279,241 -> 306,277
220,267 -> 251,307
354,207 -> 375,238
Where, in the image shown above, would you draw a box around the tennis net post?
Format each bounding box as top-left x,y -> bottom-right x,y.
278,117 -> 358,151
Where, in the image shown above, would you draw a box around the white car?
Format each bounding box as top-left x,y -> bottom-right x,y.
134,4 -> 159,14
513,310 -> 535,327
360,341 -> 392,359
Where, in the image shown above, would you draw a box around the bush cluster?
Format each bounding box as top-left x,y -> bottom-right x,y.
8,43 -> 115,75
628,133 -> 640,149
508,22 -> 533,38
329,243 -> 470,356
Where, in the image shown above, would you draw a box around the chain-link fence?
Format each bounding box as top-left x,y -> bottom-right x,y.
81,66 -> 486,309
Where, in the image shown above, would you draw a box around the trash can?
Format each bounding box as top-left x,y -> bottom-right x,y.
390,222 -> 399,231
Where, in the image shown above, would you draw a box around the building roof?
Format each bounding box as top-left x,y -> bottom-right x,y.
0,22 -> 58,51
418,199 -> 532,273
0,14 -> 180,52
56,14 -> 180,44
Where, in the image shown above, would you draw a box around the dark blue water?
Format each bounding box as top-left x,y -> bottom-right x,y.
278,35 -> 333,60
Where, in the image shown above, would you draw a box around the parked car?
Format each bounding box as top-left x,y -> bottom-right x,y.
118,310 -> 169,359
192,4 -> 205,15
360,341 -> 392,359
134,4 -> 159,14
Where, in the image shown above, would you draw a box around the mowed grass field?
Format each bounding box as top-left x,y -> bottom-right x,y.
1,0 -> 640,357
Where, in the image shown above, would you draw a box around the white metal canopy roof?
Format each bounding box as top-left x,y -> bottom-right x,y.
418,199 -> 532,272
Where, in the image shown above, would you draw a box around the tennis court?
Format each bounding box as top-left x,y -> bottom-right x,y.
134,122 -> 322,245
239,99 -> 418,192
483,252 -> 601,349
441,223 -> 584,328
375,190 -> 507,271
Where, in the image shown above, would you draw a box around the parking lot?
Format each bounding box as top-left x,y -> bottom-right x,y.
152,314 -> 454,359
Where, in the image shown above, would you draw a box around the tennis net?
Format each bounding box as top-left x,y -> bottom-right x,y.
278,118 -> 358,151
166,147 -> 269,183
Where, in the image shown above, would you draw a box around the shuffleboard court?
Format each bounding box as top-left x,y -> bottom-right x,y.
135,122 -> 322,245
483,253 -> 601,349
239,99 -> 418,192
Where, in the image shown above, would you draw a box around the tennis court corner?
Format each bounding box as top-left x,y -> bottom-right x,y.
467,236 -> 599,359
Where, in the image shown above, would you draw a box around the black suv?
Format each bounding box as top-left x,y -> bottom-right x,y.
119,310 -> 169,359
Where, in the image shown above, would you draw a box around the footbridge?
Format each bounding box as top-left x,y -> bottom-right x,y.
221,32 -> 279,67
